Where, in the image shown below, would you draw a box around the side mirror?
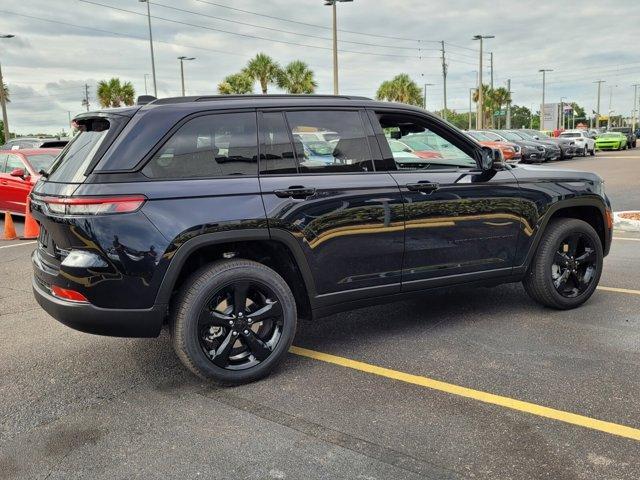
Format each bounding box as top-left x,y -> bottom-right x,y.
480,146 -> 502,172
9,167 -> 27,179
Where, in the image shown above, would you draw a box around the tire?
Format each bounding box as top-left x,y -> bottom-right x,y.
582,146 -> 588,157
590,147 -> 595,156
523,219 -> 603,310
170,259 -> 297,385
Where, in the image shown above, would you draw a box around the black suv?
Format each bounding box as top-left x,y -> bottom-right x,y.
31,95 -> 613,384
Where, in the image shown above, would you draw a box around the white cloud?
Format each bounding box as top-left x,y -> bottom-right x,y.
0,0 -> 639,134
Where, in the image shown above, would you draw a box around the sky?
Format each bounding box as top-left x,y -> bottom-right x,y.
1,0 -> 640,135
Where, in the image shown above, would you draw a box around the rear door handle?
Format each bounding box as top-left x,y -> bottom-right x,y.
405,182 -> 439,193
273,186 -> 316,199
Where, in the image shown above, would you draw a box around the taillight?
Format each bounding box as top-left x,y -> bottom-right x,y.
41,195 -> 146,215
51,285 -> 89,303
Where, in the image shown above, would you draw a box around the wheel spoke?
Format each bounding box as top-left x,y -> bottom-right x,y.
554,268 -> 571,289
564,234 -> 580,257
575,248 -> 595,264
248,300 -> 282,324
233,282 -> 250,316
554,251 -> 570,266
210,330 -> 236,367
241,330 -> 271,361
198,308 -> 233,327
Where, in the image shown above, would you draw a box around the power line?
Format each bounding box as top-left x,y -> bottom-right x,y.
78,0 -> 426,59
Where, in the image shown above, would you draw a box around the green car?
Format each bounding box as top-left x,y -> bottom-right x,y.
595,132 -> 628,151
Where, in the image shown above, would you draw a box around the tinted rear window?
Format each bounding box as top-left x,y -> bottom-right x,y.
47,118 -> 110,183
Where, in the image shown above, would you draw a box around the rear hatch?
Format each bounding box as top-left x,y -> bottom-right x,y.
31,111 -> 135,277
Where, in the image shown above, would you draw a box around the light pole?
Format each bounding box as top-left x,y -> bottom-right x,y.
144,73 -> 151,95
324,0 -> 353,95
177,56 -> 195,96
559,96 -> 566,130
139,0 -> 157,97
472,35 -> 494,129
422,82 -> 434,111
539,69 -> 553,131
608,85 -> 617,129
593,80 -> 605,130
0,34 -> 14,143
469,88 -> 475,130
632,83 -> 640,134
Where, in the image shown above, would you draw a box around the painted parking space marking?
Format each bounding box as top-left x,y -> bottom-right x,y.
612,237 -> 640,242
289,346 -> 640,442
0,241 -> 37,250
597,286 -> 640,296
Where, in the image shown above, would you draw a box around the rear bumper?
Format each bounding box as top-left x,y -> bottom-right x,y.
32,275 -> 166,338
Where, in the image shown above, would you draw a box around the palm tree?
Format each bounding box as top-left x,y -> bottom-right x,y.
97,78 -> 135,108
376,74 -> 423,107
277,61 -> 317,94
244,53 -> 281,94
472,84 -> 497,127
492,87 -> 511,128
1,83 -> 9,103
217,72 -> 254,95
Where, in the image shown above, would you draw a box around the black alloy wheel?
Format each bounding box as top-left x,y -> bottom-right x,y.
551,233 -> 598,298
171,259 -> 297,384
198,280 -> 283,370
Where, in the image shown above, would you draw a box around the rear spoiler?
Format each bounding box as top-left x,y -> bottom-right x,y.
136,95 -> 157,106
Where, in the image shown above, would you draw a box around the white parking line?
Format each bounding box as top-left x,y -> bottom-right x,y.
613,237 -> 640,242
0,241 -> 37,250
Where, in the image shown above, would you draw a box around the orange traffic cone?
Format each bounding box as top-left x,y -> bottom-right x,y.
2,212 -> 18,240
22,197 -> 40,239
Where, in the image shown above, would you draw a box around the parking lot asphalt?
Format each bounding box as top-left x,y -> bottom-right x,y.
1,149 -> 640,480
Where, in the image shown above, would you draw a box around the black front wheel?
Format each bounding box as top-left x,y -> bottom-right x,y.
170,259 -> 297,384
523,219 -> 603,309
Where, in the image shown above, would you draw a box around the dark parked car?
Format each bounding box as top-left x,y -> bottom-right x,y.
609,127 -> 637,148
513,129 -> 579,160
1,137 -> 69,150
480,130 -> 547,163
30,95 -> 613,384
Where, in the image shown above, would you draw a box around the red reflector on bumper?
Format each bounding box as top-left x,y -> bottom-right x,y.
51,285 -> 89,303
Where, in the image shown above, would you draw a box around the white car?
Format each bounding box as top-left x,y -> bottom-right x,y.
559,130 -> 596,156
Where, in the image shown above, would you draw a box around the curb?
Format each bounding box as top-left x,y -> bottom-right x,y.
613,211 -> 640,233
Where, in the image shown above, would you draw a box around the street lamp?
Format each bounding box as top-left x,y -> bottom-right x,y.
469,88 -> 476,130
632,83 -> 640,134
0,34 -> 15,143
472,35 -> 494,129
324,0 -> 353,95
539,69 -> 553,131
559,96 -> 567,130
177,56 -> 195,97
608,85 -> 617,129
144,73 -> 151,95
139,0 -> 157,97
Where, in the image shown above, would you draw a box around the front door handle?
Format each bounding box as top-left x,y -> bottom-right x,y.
273,186 -> 316,199
405,182 -> 439,193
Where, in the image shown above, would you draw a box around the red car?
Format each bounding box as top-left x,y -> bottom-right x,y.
0,148 -> 61,215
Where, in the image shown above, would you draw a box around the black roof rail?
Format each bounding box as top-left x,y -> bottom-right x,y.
150,94 -> 372,105
137,95 -> 157,105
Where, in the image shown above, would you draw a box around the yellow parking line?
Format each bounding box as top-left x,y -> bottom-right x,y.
290,346 -> 640,442
612,237 -> 640,242
597,286 -> 640,296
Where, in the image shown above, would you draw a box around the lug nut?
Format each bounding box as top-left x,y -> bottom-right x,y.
228,320 -> 234,325
232,330 -> 238,336
243,329 -> 249,335
238,312 -> 243,317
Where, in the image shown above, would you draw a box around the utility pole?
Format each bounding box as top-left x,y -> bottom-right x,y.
144,74 -> 150,95
594,80 -> 605,130
490,52 -> 494,90
0,33 -> 15,143
473,35 -> 494,130
559,97 -> 566,130
140,0 -> 157,97
469,88 -> 475,130
422,82 -> 434,111
632,83 -> 639,134
441,41 -> 448,120
324,0 -> 353,95
608,85 -> 616,130
82,84 -> 90,112
505,79 -> 512,129
539,69 -> 553,130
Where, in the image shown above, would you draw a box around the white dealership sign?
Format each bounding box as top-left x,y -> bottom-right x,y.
541,103 -> 559,130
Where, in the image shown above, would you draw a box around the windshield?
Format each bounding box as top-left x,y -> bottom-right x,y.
511,131 -> 534,140
26,154 -> 57,172
468,131 -> 492,142
388,139 -> 412,153
401,137 -> 437,151
497,131 -> 522,142
47,118 -> 110,182
561,133 -> 581,138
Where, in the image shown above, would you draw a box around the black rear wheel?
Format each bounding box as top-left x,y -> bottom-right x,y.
523,219 -> 603,309
170,259 -> 297,384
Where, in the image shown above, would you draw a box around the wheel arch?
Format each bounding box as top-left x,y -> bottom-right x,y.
155,229 -> 316,320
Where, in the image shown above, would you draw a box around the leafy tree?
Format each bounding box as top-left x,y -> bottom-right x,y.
217,73 -> 254,94
277,61 -> 317,94
97,78 -> 135,108
472,84 -> 497,127
510,105 -> 533,129
376,74 -> 423,107
491,87 -> 511,128
244,53 -> 281,94
1,83 -> 9,103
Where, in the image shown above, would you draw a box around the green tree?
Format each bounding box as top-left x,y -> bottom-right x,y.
472,84 -> 497,127
376,74 -> 423,107
244,53 -> 281,94
1,83 -> 9,103
510,105 -> 533,129
217,72 -> 254,94
491,87 -> 511,128
96,78 -> 135,108
277,61 -> 317,94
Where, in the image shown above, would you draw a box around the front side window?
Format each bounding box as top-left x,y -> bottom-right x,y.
285,110 -> 373,173
144,112 -> 258,179
4,154 -> 25,173
375,112 -> 477,170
